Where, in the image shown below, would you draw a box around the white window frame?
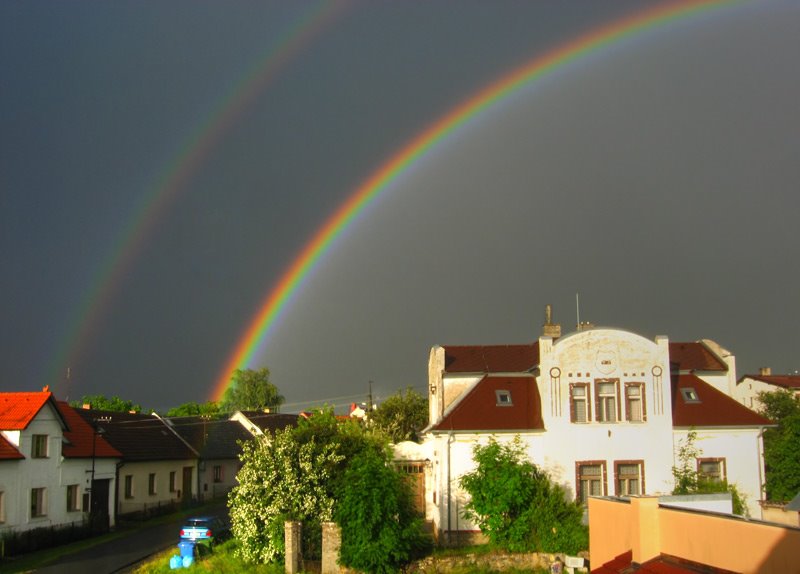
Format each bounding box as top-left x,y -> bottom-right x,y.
31,487 -> 47,518
148,473 -> 157,496
576,461 -> 607,504
66,484 -> 80,512
625,383 -> 646,422
595,379 -> 620,423
615,460 -> 644,496
32,434 -> 48,458
697,458 -> 726,484
124,475 -> 134,499
569,383 -> 591,423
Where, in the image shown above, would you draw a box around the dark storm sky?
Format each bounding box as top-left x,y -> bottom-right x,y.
2,1 -> 798,412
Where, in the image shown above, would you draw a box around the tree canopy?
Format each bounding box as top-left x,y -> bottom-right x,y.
759,389 -> 800,501
370,387 -> 428,443
165,401 -> 221,418
220,368 -> 284,413
69,394 -> 141,413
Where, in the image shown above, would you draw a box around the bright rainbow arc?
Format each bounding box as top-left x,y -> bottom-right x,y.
211,0 -> 738,401
48,1 -> 345,392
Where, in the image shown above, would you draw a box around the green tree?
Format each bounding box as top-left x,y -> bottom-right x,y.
335,448 -> 431,573
165,400 -> 221,418
69,394 -> 142,413
758,389 -> 800,501
220,368 -> 284,413
459,437 -> 587,554
371,387 -> 429,443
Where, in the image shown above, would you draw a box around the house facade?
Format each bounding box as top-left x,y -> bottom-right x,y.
734,368 -> 800,412
0,392 -> 120,535
75,409 -> 199,517
401,321 -> 771,541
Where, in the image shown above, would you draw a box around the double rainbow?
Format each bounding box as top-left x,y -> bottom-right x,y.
211,0 -> 738,400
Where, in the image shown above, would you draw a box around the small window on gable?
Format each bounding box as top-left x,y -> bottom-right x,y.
495,390 -> 513,406
681,388 -> 701,403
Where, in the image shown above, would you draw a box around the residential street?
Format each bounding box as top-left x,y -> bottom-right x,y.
33,503 -> 227,574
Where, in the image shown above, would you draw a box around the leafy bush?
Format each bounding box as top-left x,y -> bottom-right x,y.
335,448 -> 431,573
459,437 -> 587,554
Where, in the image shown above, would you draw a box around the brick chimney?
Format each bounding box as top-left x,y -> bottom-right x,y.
542,304 -> 561,338
759,366 -> 772,376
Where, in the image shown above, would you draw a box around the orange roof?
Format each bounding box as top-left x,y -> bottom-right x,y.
671,374 -> 772,428
432,375 -> 544,432
443,343 -> 540,373
0,434 -> 24,460
56,402 -> 121,459
669,342 -> 727,372
0,392 -> 59,430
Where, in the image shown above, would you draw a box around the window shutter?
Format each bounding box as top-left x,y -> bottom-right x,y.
569,384 -> 576,422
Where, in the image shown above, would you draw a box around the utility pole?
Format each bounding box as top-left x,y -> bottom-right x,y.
368,380 -> 374,411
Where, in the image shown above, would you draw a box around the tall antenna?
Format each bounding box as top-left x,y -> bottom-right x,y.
576,293 -> 581,328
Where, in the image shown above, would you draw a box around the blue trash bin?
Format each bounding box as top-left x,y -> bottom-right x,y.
178,539 -> 196,558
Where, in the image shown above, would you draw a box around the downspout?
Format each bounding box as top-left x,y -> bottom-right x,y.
447,431 -> 454,545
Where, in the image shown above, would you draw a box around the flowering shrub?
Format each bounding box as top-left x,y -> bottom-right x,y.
228,427 -> 343,564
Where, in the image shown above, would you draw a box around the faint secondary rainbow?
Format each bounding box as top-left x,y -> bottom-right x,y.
49,1 -> 346,393
211,0 -> 738,400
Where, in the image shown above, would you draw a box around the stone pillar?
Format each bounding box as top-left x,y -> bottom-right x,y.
285,521 -> 302,574
321,521 -> 342,574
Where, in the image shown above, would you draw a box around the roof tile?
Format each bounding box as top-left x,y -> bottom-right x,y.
669,342 -> 727,372
433,376 -> 544,432
0,392 -> 55,430
0,434 -> 24,460
672,374 -> 772,428
57,402 -> 121,459
444,344 -> 539,373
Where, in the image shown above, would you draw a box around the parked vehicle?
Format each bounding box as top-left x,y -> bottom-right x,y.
179,516 -> 230,547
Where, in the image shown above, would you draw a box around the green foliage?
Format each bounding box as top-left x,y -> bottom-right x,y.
459,437 -> 587,554
228,407 -> 388,564
758,389 -> 800,501
371,387 -> 429,443
335,448 -> 431,573
228,425 -> 343,564
671,430 -> 749,516
220,368 -> 284,413
69,394 -> 141,413
758,388 -> 800,422
165,400 -> 221,417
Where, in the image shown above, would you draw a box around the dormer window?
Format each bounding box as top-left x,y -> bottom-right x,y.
681,388 -> 701,403
495,390 -> 513,406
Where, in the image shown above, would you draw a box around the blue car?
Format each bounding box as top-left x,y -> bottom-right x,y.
179,516 -> 230,548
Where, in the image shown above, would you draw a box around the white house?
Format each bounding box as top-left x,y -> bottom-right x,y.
399,317 -> 772,542
0,391 -> 120,535
734,368 -> 800,412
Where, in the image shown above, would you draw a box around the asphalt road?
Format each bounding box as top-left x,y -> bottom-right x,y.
33,503 -> 227,574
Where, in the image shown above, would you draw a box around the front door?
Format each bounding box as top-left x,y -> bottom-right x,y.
182,466 -> 193,505
90,478 -> 110,533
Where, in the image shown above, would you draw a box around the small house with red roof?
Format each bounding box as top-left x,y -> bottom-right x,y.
0,391 -> 120,535
734,367 -> 800,412
401,312 -> 772,541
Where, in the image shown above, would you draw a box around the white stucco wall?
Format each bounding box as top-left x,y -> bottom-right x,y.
117,460 -> 197,515
673,428 -> 765,519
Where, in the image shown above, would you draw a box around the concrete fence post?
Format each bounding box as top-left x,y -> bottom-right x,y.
321,521 -> 342,574
285,520 -> 302,574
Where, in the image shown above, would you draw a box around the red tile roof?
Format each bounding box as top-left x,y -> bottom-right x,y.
0,434 -> 24,460
432,376 -> 544,432
592,550 -> 739,573
57,402 -> 122,459
672,374 -> 772,428
739,374 -> 800,390
0,392 -> 63,430
669,342 -> 727,372
443,344 -> 539,373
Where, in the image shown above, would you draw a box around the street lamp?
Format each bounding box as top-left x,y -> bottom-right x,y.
89,416 -> 111,530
